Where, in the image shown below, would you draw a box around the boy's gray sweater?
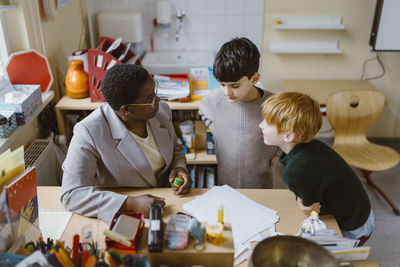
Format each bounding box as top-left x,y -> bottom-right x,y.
199,88 -> 280,188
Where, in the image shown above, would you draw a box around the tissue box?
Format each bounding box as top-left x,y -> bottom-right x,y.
0,85 -> 42,125
0,111 -> 17,138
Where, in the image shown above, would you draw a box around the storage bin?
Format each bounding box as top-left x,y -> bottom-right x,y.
88,36 -> 135,102
0,110 -> 17,138
0,84 -> 42,125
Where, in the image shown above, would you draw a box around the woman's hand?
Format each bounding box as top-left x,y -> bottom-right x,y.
121,194 -> 165,217
169,167 -> 192,195
297,197 -> 321,216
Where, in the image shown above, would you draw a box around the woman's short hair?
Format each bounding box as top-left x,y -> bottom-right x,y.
101,64 -> 150,110
261,92 -> 322,143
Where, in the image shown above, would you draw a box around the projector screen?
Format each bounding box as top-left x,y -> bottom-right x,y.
370,0 -> 400,51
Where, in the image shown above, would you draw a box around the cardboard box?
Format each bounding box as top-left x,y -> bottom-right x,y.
0,84 -> 42,125
0,110 -> 16,138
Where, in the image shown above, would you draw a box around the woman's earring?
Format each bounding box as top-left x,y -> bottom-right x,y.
125,112 -> 129,116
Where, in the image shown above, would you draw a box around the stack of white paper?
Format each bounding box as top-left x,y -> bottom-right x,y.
154,75 -> 190,99
302,232 -> 370,262
183,185 -> 279,265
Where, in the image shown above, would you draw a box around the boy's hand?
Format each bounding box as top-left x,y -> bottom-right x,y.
297,197 -> 321,216
169,167 -> 192,195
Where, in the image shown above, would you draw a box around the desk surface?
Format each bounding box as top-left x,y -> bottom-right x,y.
37,187 -> 377,267
282,80 -> 377,105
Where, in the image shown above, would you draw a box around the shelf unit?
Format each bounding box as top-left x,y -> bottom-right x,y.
55,96 -> 216,164
0,5 -> 16,11
271,16 -> 345,30
270,16 -> 344,54
0,90 -> 55,153
269,40 -> 341,54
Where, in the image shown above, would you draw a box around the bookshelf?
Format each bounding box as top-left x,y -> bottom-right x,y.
55,95 -> 216,164
0,91 -> 54,154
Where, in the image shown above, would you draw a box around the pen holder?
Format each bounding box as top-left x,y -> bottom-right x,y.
105,212 -> 145,254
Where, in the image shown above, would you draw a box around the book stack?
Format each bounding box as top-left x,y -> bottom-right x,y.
0,147 -> 40,252
302,231 -> 371,262
154,74 -> 190,100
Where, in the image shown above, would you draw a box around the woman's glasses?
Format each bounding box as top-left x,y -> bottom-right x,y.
126,81 -> 158,108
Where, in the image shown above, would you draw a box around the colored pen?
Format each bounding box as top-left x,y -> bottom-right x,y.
84,256 -> 97,267
81,250 -> 90,266
49,248 -> 68,267
56,245 -> 75,267
72,234 -> 80,267
48,253 -> 63,267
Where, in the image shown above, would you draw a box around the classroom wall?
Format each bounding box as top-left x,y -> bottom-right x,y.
87,0 -> 264,52
4,0 -> 400,144
39,0 -> 88,99
4,0 -> 87,150
261,0 -> 400,137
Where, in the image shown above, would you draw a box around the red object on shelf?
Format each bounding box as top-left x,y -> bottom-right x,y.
88,36 -> 135,102
87,49 -> 121,102
5,49 -> 53,93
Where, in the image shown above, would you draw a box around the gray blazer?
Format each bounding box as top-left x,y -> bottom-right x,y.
61,101 -> 186,224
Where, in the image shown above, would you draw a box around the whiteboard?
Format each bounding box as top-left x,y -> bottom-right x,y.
370,0 -> 400,51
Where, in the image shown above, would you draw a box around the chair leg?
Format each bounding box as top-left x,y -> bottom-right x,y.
362,170 -> 400,216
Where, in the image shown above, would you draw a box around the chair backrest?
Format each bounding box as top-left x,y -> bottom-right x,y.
326,89 -> 385,144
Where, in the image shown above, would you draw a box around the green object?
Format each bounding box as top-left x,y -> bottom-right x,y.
108,249 -> 123,265
171,176 -> 184,191
0,0 -> 11,6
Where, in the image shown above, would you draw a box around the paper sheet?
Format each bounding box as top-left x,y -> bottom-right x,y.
183,185 -> 280,265
184,185 -> 279,245
39,208 -> 72,240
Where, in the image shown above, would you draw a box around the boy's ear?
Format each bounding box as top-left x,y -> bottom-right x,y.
283,132 -> 295,143
251,72 -> 260,85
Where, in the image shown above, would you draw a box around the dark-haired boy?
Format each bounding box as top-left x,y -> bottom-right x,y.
199,37 -> 281,188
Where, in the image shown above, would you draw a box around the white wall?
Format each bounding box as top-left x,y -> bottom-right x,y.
87,0 -> 264,52
261,0 -> 400,137
4,0 -> 400,138
3,0 -> 87,150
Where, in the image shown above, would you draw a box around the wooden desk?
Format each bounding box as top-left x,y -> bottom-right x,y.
37,187 -> 336,266
282,80 -> 377,105
37,187 -> 377,267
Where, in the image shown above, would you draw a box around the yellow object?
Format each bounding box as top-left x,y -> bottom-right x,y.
104,228 -> 132,247
206,222 -> 224,246
0,146 -> 25,190
55,240 -> 75,267
189,70 -> 209,100
84,256 -> 97,267
272,19 -> 283,24
65,59 -> 89,99
218,204 -> 224,225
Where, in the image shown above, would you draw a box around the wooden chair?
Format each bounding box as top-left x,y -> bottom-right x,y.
326,89 -> 400,215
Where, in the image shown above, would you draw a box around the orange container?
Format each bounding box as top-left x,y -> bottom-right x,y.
65,60 -> 89,98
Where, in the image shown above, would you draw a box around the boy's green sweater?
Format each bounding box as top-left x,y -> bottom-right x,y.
279,139 -> 371,231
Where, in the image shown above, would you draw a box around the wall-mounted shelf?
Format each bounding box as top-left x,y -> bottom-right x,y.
271,16 -> 345,30
269,40 -> 341,54
0,5 -> 16,11
0,91 -> 54,153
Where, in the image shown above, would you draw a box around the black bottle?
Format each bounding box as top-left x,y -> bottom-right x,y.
148,202 -> 164,252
